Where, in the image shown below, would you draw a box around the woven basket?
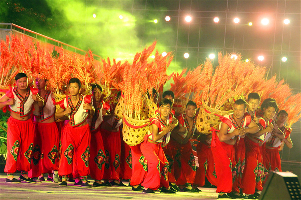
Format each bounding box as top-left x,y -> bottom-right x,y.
196,104 -> 232,135
122,116 -> 150,146
115,96 -> 124,119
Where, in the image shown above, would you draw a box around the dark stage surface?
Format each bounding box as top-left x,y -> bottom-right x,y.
0,173 -> 245,200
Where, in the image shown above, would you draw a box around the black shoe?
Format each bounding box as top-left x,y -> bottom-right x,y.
68,178 -> 75,182
170,184 -> 180,192
143,188 -> 155,193
81,182 -> 91,187
254,192 -> 260,198
244,194 -> 257,199
179,187 -> 191,192
59,181 -> 67,186
102,181 -> 112,186
93,182 -> 106,187
47,177 -> 53,182
132,185 -> 144,191
190,188 -> 201,193
74,180 -> 82,186
6,178 -> 21,183
39,176 -> 45,181
20,175 -> 35,183
218,193 -> 231,198
160,187 -> 176,193
110,181 -> 124,186
118,181 -> 127,186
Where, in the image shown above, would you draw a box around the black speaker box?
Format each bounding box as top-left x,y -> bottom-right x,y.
259,171 -> 301,200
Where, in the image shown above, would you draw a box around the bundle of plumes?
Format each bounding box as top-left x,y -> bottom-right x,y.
102,41 -> 173,119
0,34 -> 101,95
170,61 -> 213,111
192,52 -> 301,128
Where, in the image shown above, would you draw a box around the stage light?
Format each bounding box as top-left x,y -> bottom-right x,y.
185,16 -> 192,23
119,15 -> 123,19
281,57 -> 287,62
233,18 -> 240,24
209,53 -> 215,59
248,22 -> 253,26
258,55 -> 264,61
150,55 -> 155,59
162,52 -> 167,57
231,54 -> 238,60
184,53 -> 189,58
284,19 -> 290,25
261,18 -> 269,25
93,14 -> 96,18
245,59 -> 250,62
165,16 -> 171,22
213,17 -> 219,23
154,19 -> 158,23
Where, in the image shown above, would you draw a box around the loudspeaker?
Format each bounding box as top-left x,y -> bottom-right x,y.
259,171 -> 301,200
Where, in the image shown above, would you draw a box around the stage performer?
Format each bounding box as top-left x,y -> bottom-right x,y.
263,110 -> 292,172
193,131 -> 217,190
169,100 -> 199,192
140,98 -> 178,193
100,91 -> 124,186
56,78 -> 94,187
242,100 -> 278,198
88,84 -> 110,187
0,73 -> 42,182
233,93 -> 261,194
211,99 -> 259,199
28,78 -> 60,183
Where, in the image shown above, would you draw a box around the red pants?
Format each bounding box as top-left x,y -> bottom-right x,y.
101,129 -> 121,180
242,138 -> 264,194
58,124 -> 91,177
233,137 -> 246,192
194,142 -> 217,187
29,122 -> 60,178
163,143 -> 176,183
168,139 -> 197,186
262,146 -> 281,172
140,139 -> 169,190
211,131 -> 235,193
129,144 -> 146,186
120,139 -> 132,180
89,128 -> 105,180
5,117 -> 35,173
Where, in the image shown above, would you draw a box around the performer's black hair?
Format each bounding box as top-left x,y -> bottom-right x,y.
234,99 -> 247,108
247,93 -> 260,101
262,99 -> 278,112
163,90 -> 174,99
91,83 -> 102,92
159,98 -> 173,107
260,98 -> 276,111
69,78 -> 81,88
186,100 -> 197,108
277,110 -> 288,116
15,73 -> 27,81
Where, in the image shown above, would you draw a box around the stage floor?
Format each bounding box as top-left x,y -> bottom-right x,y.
0,173 -> 254,200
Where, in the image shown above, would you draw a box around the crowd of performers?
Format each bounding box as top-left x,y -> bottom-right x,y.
0,73 -> 293,199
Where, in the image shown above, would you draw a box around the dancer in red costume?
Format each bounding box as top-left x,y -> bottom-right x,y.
211,99 -> 259,199
28,78 -> 60,183
233,93 -> 261,193
56,78 -> 94,187
130,89 -> 158,191
140,98 -> 178,193
263,110 -> 293,172
169,100 -> 199,192
100,91 -> 124,186
243,100 -> 278,198
0,73 -> 42,182
193,131 -> 217,189
88,84 -> 110,187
